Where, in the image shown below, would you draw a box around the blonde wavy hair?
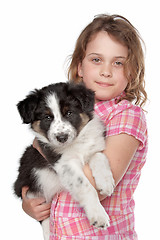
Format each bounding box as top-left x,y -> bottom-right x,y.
68,14 -> 147,107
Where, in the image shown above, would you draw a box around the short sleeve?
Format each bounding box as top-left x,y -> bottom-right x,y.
105,102 -> 147,150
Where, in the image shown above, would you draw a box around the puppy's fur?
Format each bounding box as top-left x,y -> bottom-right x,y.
14,82 -> 115,240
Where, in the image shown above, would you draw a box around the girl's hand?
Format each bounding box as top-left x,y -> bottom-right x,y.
22,186 -> 51,221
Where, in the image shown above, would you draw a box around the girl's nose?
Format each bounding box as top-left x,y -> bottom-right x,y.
100,64 -> 112,78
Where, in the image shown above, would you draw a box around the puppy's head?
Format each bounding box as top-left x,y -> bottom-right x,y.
17,82 -> 95,148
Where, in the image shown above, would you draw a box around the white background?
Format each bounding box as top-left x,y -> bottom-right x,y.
0,0 -> 159,239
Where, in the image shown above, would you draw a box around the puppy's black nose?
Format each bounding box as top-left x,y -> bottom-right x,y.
56,134 -> 68,143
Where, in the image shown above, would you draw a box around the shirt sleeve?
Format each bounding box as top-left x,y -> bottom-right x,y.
105,103 -> 147,150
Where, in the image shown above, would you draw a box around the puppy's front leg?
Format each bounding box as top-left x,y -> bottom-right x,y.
89,152 -> 115,196
54,161 -> 110,229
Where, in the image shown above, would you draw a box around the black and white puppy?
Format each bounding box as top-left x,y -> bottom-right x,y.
14,82 -> 115,240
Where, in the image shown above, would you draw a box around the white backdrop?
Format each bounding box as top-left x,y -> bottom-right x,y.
1,0 -> 159,239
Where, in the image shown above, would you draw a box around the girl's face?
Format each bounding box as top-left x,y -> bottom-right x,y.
78,31 -> 128,102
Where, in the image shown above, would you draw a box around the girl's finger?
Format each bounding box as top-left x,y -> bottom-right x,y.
37,201 -> 51,211
38,211 -> 51,221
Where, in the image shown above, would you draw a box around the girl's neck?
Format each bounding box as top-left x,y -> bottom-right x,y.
95,91 -> 126,104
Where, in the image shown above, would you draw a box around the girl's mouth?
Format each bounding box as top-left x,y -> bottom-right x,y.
96,81 -> 113,88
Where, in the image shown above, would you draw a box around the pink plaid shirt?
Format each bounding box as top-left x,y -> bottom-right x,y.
49,96 -> 148,240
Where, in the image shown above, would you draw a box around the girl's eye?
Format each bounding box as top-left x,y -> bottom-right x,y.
92,58 -> 101,63
114,61 -> 123,66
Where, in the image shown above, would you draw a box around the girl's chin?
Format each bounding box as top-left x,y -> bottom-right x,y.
95,92 -> 113,102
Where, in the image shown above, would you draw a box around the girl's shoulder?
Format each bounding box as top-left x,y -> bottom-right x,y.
114,99 -> 146,119
95,98 -> 146,123
95,99 -> 147,150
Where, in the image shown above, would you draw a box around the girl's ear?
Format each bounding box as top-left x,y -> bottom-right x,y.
78,63 -> 83,78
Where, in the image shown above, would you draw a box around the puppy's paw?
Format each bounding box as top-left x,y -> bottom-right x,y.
87,204 -> 110,229
99,175 -> 115,196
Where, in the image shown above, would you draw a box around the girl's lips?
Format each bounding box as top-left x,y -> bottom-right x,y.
96,81 -> 113,87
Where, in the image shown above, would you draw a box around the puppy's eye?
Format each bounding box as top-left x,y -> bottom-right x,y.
65,111 -> 72,117
44,115 -> 52,121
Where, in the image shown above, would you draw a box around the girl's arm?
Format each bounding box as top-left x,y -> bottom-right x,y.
83,133 -> 140,201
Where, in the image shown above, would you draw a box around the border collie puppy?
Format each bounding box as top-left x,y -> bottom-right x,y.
14,82 -> 115,240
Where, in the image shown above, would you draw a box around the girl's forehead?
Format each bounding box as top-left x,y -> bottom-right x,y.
86,31 -> 128,58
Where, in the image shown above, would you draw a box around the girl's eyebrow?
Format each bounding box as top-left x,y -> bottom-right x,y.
87,53 -> 127,59
87,53 -> 102,57
114,56 -> 127,59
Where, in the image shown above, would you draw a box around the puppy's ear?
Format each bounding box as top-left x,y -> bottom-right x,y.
17,90 -> 39,124
70,83 -> 95,112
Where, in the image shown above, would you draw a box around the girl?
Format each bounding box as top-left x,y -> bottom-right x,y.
22,14 -> 148,239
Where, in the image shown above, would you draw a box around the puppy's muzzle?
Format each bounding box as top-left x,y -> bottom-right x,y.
56,133 -> 68,143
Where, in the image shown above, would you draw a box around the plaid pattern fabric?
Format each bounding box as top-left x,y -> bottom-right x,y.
49,97 -> 148,239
